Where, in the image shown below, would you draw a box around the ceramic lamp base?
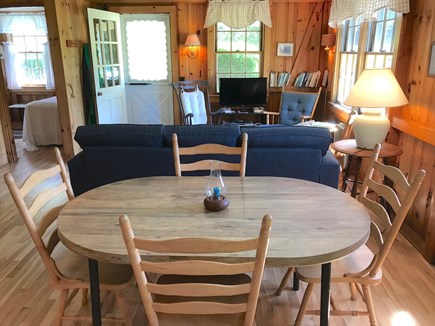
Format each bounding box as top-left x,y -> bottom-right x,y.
204,196 -> 229,212
353,109 -> 390,149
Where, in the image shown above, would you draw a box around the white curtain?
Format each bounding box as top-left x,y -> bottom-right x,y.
0,14 -> 47,33
43,42 -> 55,89
204,0 -> 272,29
329,0 -> 410,28
2,42 -> 21,89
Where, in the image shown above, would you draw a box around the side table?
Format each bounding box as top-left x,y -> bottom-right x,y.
332,139 -> 403,198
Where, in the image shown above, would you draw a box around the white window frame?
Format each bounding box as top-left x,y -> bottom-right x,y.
207,22 -> 270,94
333,8 -> 402,108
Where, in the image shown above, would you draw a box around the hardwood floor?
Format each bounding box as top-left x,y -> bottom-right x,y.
1,142 -> 434,325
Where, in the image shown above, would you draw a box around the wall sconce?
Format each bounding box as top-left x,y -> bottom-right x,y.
321,33 -> 336,52
185,34 -> 201,58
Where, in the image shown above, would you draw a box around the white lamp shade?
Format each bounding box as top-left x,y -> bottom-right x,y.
344,69 -> 408,149
344,68 -> 408,108
185,34 -> 201,46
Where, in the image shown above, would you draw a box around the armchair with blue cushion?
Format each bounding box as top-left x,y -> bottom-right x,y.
264,87 -> 322,125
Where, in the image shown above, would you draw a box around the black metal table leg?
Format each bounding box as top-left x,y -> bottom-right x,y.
88,259 -> 102,326
320,263 -> 331,326
292,272 -> 299,291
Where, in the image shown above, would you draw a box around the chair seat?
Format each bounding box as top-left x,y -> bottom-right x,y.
53,242 -> 133,286
296,245 -> 381,283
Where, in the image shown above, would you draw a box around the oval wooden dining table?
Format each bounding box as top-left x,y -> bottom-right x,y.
58,176 -> 370,326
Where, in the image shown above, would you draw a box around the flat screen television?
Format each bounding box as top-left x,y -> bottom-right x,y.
219,77 -> 267,108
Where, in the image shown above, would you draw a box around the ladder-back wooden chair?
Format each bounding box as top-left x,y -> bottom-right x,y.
172,132 -> 248,177
290,144 -> 426,325
119,213 -> 272,326
4,147 -> 133,325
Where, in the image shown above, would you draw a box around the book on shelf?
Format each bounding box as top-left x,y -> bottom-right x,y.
293,70 -> 321,88
270,71 -> 291,87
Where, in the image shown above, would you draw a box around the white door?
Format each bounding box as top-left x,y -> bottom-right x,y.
121,14 -> 173,124
88,8 -> 127,124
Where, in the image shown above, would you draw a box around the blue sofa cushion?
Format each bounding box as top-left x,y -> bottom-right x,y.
246,148 -> 321,182
241,125 -> 331,155
163,124 -> 241,147
74,124 -> 164,148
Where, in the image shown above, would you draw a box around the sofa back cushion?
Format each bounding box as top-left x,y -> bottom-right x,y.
241,125 -> 332,155
75,124 -> 164,148
163,124 -> 241,147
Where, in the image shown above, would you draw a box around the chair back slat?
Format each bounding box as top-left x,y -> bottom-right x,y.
360,197 -> 391,232
134,237 -> 258,253
147,282 -> 251,297
173,132 -> 248,177
28,183 -> 67,217
358,144 -> 426,278
141,260 -> 256,276
120,213 -> 271,325
373,160 -> 411,193
19,165 -> 61,197
153,301 -> 248,315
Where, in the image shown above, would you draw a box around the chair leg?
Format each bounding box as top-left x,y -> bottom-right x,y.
294,283 -> 314,326
55,289 -> 69,326
349,282 -> 357,301
362,285 -> 378,326
275,267 -> 294,296
82,288 -> 89,304
114,290 -> 132,326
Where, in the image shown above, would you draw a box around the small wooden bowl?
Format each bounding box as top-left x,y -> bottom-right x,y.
204,196 -> 229,212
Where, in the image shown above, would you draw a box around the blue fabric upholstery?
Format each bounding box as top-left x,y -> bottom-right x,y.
68,124 -> 339,196
279,91 -> 320,125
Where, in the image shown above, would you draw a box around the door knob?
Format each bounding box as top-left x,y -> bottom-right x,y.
97,92 -> 103,96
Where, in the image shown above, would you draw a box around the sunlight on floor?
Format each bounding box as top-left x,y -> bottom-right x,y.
391,311 -> 416,326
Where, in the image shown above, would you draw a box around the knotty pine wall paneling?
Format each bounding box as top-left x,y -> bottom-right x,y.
44,0 -> 89,158
177,3 -> 207,82
389,0 -> 435,263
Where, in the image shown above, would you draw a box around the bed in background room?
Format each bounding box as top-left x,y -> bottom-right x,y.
22,96 -> 62,151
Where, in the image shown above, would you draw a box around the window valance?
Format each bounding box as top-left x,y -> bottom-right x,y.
329,0 -> 410,28
204,0 -> 272,29
0,13 -> 47,33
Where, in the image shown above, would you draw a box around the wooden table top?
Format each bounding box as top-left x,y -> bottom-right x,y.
58,176 -> 370,267
332,139 -> 403,158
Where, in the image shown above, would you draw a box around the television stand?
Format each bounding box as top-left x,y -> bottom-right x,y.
215,107 -> 267,124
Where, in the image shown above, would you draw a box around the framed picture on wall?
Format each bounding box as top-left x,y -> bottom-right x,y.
277,43 -> 294,57
429,43 -> 435,76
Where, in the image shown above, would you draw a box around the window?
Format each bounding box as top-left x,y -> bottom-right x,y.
335,8 -> 401,106
336,16 -> 362,104
121,14 -> 171,83
365,8 -> 399,69
12,30 -> 47,85
215,21 -> 262,91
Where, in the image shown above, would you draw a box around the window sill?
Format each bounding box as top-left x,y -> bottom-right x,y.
329,102 -> 351,122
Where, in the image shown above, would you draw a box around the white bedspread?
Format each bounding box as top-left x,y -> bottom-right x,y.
22,96 -> 62,151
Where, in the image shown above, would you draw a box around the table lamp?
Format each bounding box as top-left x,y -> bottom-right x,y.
344,68 -> 408,149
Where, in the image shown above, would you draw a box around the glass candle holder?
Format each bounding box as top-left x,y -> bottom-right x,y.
205,160 -> 227,199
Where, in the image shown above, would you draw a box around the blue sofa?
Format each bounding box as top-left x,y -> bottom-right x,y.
68,124 -> 340,196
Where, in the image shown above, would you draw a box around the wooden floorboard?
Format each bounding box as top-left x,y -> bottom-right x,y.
0,141 -> 434,325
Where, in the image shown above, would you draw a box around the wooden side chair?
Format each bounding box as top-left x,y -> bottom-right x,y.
3,147 -> 133,325
172,132 -> 248,177
119,213 -> 272,326
288,144 -> 426,325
